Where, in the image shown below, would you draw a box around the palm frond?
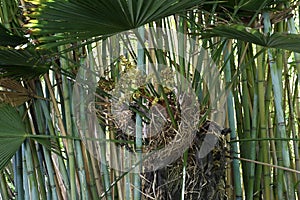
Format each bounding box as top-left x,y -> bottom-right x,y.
202,24 -> 300,52
0,24 -> 28,47
0,47 -> 50,79
26,0 -> 205,48
222,0 -> 276,11
0,104 -> 27,171
0,103 -> 63,171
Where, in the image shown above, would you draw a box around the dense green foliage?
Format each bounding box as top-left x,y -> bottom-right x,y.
0,0 -> 299,199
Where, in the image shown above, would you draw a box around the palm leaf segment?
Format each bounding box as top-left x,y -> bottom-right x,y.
0,104 -> 53,171
0,24 -> 27,47
0,48 -> 50,79
0,104 -> 27,171
0,20 -> 49,79
203,24 -> 300,53
26,0 -> 205,48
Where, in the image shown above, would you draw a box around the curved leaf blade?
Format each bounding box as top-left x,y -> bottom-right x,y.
0,104 -> 27,171
26,0 -> 205,48
267,33 -> 300,53
203,24 -> 300,52
0,24 -> 28,47
0,47 -> 50,79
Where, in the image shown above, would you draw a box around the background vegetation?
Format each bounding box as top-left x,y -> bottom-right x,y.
0,0 -> 300,199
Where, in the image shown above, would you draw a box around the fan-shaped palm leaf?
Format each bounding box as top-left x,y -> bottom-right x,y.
202,24 -> 300,52
0,24 -> 28,47
0,104 -> 27,171
26,0 -> 206,48
0,47 -> 50,79
0,103 -> 60,171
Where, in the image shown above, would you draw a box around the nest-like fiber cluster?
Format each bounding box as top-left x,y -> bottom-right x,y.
141,120 -> 229,200
96,66 -> 229,199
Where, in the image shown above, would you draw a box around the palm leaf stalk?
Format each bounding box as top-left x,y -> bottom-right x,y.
235,42 -> 258,199
59,46 -> 89,199
239,43 -> 252,192
245,46 -> 258,198
179,16 -> 188,199
133,26 -> 145,200
181,150 -> 188,200
99,121 -> 112,200
23,141 -> 39,199
247,69 -> 259,200
263,12 -> 295,199
0,171 -> 9,199
44,73 -> 75,199
84,148 -> 100,199
85,46 -> 113,200
26,102 -> 52,200
29,139 -> 47,200
14,149 -> 24,200
72,96 -> 89,200
285,57 -> 300,197
223,40 -> 243,200
273,17 -> 287,200
33,84 -> 60,200
28,109 -> 58,200
21,145 -> 30,200
36,87 -> 71,199
85,44 -> 104,199
178,15 -> 186,77
250,22 -> 270,200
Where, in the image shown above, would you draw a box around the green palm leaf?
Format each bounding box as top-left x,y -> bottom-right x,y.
0,104 -> 27,171
202,24 -> 300,52
0,104 -> 62,171
26,0 -> 205,48
0,24 -> 28,47
266,33 -> 300,52
0,47 -> 50,79
223,0 -> 275,11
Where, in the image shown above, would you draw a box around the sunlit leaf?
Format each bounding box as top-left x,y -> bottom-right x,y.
25,0 -> 205,48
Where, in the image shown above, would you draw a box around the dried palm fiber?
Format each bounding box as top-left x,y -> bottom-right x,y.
141,120 -> 229,200
97,69 -> 229,199
0,78 -> 34,106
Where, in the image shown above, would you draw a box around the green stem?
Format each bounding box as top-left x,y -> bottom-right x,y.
264,12 -> 295,199
223,40 -> 243,199
256,41 -> 271,199
133,26 -> 145,200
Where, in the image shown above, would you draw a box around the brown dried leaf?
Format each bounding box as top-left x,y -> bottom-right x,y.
0,78 -> 34,106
